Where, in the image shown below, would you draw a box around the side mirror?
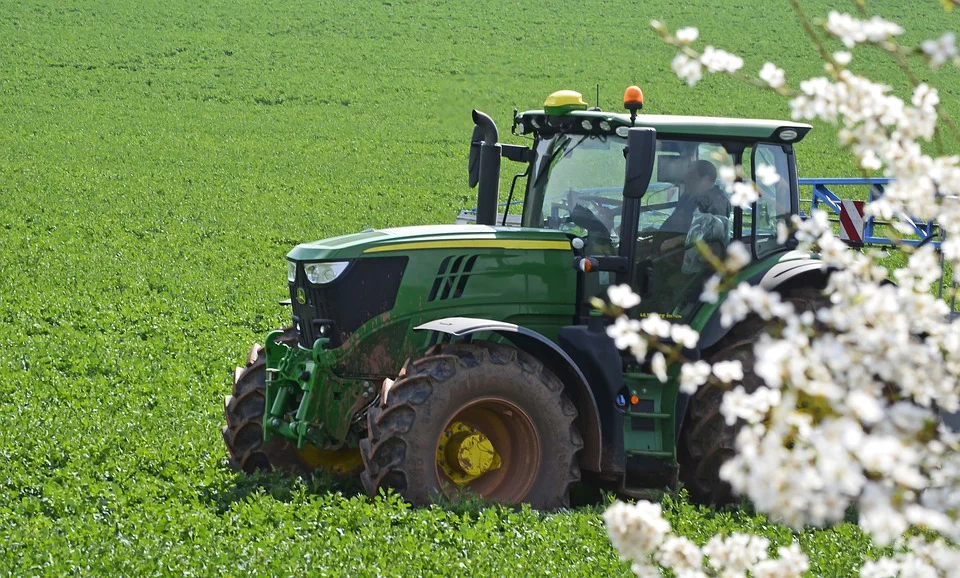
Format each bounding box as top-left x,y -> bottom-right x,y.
468,124 -> 483,188
623,127 -> 657,199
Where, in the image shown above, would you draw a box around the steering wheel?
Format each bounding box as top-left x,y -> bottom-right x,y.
561,203 -> 613,241
637,228 -> 659,242
565,190 -> 623,232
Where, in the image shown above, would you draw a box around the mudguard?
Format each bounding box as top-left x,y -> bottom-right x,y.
415,317 -> 603,472
697,251 -> 831,352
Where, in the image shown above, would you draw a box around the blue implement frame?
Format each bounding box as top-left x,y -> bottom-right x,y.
800,178 -> 957,312
798,178 -> 940,248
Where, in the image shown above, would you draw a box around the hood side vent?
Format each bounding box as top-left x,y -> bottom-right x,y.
453,255 -> 479,298
439,256 -> 465,300
428,254 -> 479,302
427,256 -> 452,302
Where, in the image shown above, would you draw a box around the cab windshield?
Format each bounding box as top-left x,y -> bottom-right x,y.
523,134 -> 628,235
522,135 -> 739,252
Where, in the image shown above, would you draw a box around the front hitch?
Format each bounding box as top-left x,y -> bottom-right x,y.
263,331 -> 373,450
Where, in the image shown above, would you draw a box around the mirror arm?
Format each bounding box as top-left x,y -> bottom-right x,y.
501,144 -> 534,163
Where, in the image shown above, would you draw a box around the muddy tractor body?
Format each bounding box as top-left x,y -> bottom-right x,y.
223,88 -> 824,507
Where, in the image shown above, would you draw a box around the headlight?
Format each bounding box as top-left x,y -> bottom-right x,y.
287,261 -> 297,283
303,261 -> 350,284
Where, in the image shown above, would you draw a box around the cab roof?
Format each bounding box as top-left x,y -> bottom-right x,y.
513,109 -> 812,143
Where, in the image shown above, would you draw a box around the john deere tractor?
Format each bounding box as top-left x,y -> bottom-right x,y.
222,87 -> 828,507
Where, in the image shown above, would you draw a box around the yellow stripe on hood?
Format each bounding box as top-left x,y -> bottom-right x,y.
363,239 -> 571,253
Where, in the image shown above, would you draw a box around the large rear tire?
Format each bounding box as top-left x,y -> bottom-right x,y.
678,288 -> 827,504
360,341 -> 583,509
222,329 -> 312,474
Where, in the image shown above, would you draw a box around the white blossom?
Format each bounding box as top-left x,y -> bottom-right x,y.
604,500 -> 671,562
608,284 -> 641,309
607,315 -> 642,351
610,13 -> 960,575
759,62 -> 785,89
703,533 -> 770,573
675,27 -> 699,44
776,220 -> 791,244
651,352 -> 668,383
720,164 -> 738,186
680,360 -> 712,394
671,324 -> 700,349
922,32 -> 957,69
721,385 -> 780,425
824,12 -> 903,48
833,51 -> 852,66
724,240 -> 751,271
700,46 -> 744,73
628,339 -> 649,361
655,536 -> 702,571
712,360 -> 744,383
700,274 -> 721,303
860,149 -> 882,171
640,313 -> 672,339
672,53 -> 703,86
755,164 -> 781,187
719,283 -> 793,327
753,544 -> 809,578
605,500 -> 811,578
730,181 -> 759,207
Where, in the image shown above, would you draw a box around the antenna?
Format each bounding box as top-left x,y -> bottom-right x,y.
596,84 -> 600,108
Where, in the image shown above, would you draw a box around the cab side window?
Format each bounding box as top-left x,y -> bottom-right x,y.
749,144 -> 792,258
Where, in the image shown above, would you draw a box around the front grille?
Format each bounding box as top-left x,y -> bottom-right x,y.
290,257 -> 408,349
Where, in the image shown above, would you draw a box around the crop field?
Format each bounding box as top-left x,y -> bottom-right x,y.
0,0 -> 956,575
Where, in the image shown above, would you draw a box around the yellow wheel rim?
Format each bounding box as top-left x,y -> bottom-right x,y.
436,421 -> 502,485
433,397 -> 541,504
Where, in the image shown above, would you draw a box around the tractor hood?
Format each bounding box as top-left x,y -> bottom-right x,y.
287,225 -> 573,261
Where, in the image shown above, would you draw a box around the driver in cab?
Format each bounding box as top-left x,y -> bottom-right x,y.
657,160 -> 731,256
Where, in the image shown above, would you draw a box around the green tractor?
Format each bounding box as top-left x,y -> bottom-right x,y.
222,87 -> 827,507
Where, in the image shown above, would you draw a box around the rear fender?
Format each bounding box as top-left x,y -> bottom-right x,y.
696,253 -> 831,352
415,317 -> 603,472
679,254 -> 830,439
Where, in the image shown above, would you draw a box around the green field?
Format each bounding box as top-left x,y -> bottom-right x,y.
0,0 -> 955,575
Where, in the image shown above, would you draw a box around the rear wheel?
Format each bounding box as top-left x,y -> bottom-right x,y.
360,341 -> 583,509
678,288 -> 827,504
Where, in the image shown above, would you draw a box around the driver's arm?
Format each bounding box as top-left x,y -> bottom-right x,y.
660,235 -> 685,252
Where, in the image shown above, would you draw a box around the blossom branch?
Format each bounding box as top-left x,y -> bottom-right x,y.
606,5 -> 960,576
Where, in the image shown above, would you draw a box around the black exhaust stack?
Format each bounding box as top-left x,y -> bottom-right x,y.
470,110 -> 501,226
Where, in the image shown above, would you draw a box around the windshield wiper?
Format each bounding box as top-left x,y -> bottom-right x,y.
531,134 -> 590,190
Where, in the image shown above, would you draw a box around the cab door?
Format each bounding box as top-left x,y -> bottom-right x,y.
626,140 -> 744,320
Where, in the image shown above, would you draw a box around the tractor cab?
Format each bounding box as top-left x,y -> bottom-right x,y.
471,88 -> 811,318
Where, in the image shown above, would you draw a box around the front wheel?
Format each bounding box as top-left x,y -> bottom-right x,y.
359,341 -> 583,509
222,329 -> 364,476
222,329 -> 313,474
